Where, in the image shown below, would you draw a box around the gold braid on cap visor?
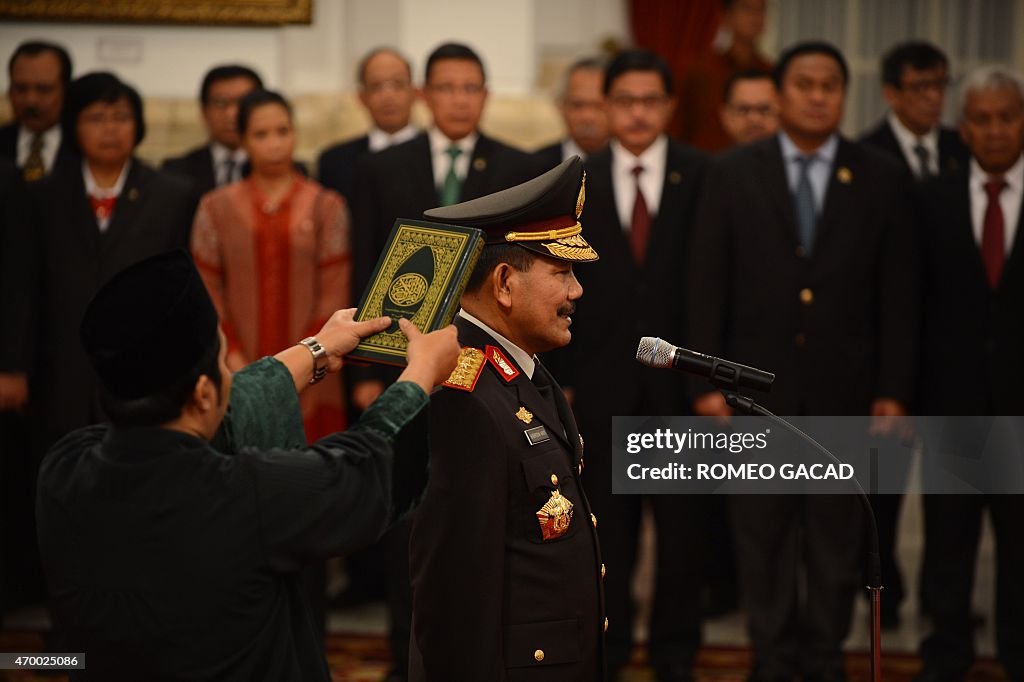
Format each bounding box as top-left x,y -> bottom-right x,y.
500,171 -> 598,261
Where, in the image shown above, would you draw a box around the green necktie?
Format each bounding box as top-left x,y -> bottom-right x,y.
439,144 -> 463,206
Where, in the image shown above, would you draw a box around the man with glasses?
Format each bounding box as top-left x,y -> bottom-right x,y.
720,69 -> 779,146
859,41 -> 968,628
560,47 -> 708,682
861,41 -> 968,180
535,57 -> 610,170
162,64 -> 263,195
347,41 -> 539,682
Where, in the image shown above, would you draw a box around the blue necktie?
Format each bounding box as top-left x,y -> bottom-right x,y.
794,155 -> 817,254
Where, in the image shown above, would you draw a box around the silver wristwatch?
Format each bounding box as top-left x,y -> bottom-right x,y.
298,337 -> 328,384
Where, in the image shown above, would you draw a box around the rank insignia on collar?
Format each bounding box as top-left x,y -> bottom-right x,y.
536,489 -> 574,540
516,406 -> 533,424
485,345 -> 520,382
442,347 -> 485,391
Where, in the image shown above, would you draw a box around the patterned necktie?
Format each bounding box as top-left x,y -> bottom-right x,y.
981,178 -> 1007,289
913,143 -> 934,180
439,144 -> 463,206
23,133 -> 45,182
222,158 -> 237,186
89,195 -> 117,230
793,155 -> 817,254
630,164 -> 650,264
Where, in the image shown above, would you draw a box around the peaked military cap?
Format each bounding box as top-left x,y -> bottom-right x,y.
424,155 -> 599,262
81,249 -> 219,400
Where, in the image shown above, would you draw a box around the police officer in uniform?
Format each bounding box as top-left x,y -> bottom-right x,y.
408,156 -> 607,681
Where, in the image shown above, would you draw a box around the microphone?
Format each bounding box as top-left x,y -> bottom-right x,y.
636,337 -> 775,392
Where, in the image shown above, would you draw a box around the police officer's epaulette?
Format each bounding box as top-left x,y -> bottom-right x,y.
442,347 -> 486,391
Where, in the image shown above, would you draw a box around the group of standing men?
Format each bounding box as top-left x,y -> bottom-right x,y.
0,18 -> 1022,682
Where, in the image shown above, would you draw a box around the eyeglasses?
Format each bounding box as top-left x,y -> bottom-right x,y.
208,96 -> 245,110
608,94 -> 668,110
727,103 -> 776,117
899,77 -> 950,94
428,83 -> 485,96
79,110 -> 134,126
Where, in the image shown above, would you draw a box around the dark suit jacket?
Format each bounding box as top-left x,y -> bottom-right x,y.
1,159 -> 198,450
162,144 -> 218,196
686,135 -> 918,415
0,122 -> 76,178
408,316 -> 605,682
533,141 -> 564,173
859,118 -> 968,178
162,144 -> 308,198
562,140 -> 708,419
317,134 -> 370,201
916,167 -> 1024,414
350,131 -> 540,301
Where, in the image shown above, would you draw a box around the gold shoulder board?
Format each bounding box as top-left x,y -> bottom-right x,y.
442,347 -> 485,392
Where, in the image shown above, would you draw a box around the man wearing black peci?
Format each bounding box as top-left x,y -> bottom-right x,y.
36,250 -> 459,681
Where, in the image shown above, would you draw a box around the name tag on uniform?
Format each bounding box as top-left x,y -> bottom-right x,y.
524,425 -> 550,446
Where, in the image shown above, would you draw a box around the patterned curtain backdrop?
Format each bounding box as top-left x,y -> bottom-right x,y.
769,0 -> 1022,136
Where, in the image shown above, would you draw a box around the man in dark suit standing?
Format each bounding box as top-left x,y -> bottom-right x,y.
915,66 -> 1024,682
561,48 -> 707,682
161,65 -> 263,195
687,42 -> 918,682
409,157 -> 606,682
861,41 -> 968,181
1,41 -> 74,181
534,57 -> 609,171
859,40 -> 968,627
348,41 -> 539,681
318,47 -> 418,202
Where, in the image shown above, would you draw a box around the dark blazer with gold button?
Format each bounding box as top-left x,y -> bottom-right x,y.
685,135 -> 918,415
408,316 -> 606,682
0,158 -> 197,452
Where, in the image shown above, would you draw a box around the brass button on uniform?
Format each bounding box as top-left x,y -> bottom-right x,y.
601,563 -> 606,578
550,473 -> 559,486
800,288 -> 814,304
534,649 -> 545,662
591,513 -> 598,528
604,617 -> 609,632
795,333 -> 806,347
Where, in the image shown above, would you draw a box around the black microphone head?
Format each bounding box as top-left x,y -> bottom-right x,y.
636,337 -> 676,368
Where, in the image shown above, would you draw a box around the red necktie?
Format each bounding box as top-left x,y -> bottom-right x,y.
89,195 -> 117,223
630,165 -> 650,264
981,179 -> 1006,289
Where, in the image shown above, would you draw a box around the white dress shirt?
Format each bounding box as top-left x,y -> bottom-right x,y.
17,124 -> 61,174
969,154 -> 1023,255
457,309 -> 536,379
429,127 -> 478,190
368,124 -> 418,152
210,142 -> 247,186
561,138 -> 587,163
611,134 -> 668,231
83,159 -> 131,233
888,111 -> 939,177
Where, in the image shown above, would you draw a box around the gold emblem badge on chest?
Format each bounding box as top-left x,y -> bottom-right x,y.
536,489 -> 574,540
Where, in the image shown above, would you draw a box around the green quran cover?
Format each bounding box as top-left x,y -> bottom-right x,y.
347,219 -> 485,367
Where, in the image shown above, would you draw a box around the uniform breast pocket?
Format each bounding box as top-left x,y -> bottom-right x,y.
521,448 -> 577,544
505,618 -> 582,675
